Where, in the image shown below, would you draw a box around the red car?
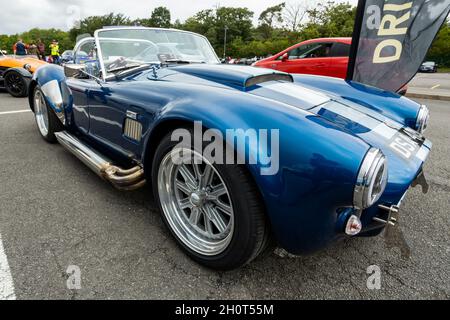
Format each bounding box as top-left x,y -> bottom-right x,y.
254,37 -> 351,79
253,37 -> 408,95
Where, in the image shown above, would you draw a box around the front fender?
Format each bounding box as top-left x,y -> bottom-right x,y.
29,64 -> 66,124
144,84 -> 370,254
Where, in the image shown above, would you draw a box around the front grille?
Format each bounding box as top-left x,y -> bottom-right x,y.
123,118 -> 142,141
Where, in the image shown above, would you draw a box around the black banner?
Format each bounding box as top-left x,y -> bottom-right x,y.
348,0 -> 450,92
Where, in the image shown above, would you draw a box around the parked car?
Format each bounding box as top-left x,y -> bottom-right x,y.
419,61 -> 438,73
0,50 -> 47,97
60,50 -> 74,64
29,27 -> 431,270
253,37 -> 409,95
253,38 -> 352,79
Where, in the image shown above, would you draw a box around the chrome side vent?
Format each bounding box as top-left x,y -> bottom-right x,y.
124,118 -> 143,141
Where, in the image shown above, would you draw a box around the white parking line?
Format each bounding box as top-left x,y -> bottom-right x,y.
0,233 -> 16,300
0,110 -> 31,116
430,84 -> 441,90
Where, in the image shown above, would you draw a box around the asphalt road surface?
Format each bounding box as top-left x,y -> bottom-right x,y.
0,91 -> 449,300
409,72 -> 450,92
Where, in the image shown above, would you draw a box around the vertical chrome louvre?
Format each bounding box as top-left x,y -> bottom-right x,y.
124,118 -> 142,141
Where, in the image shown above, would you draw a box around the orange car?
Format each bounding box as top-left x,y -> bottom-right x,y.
0,50 -> 47,97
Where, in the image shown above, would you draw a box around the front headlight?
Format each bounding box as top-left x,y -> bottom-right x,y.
23,64 -> 32,71
416,105 -> 429,134
354,148 -> 388,210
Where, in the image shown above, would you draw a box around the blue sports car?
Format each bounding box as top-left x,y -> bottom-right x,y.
29,27 -> 431,270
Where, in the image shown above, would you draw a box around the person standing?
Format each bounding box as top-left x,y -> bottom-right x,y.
37,39 -> 46,61
49,40 -> 60,64
14,39 -> 27,56
28,42 -> 39,58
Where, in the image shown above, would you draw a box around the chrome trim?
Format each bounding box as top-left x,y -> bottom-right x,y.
374,204 -> 400,227
55,131 -> 146,191
416,104 -> 430,134
353,148 -> 388,210
41,80 -> 65,125
123,118 -> 142,141
34,89 -> 49,137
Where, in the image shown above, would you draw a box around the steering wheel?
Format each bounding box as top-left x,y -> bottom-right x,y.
107,56 -> 128,71
133,41 -> 159,61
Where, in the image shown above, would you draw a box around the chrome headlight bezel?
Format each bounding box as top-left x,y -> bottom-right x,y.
354,148 -> 388,210
416,105 -> 430,134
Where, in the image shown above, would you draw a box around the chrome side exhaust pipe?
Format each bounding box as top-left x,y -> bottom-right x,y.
55,131 -> 146,191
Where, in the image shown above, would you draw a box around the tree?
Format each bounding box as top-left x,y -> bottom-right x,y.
283,1 -> 312,32
22,28 -> 73,55
0,34 -> 18,53
427,21 -> 450,67
69,13 -> 132,41
301,1 -> 355,38
258,3 -> 286,39
182,7 -> 254,55
149,6 -> 171,28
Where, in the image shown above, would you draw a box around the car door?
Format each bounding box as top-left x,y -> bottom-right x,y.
328,42 -> 351,79
276,42 -> 332,76
66,39 -> 98,134
87,82 -> 143,159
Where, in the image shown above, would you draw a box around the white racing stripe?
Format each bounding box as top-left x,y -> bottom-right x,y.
0,233 -> 16,300
322,102 -> 398,140
0,110 -> 31,116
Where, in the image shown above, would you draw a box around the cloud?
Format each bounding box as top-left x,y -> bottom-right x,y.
0,0 -> 357,35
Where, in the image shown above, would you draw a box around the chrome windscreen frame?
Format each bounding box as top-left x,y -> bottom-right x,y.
93,27 -> 220,82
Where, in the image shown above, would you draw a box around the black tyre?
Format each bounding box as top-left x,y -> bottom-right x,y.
152,128 -> 270,270
32,86 -> 63,143
4,71 -> 28,97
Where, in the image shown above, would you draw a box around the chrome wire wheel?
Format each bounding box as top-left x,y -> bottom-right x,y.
158,148 -> 234,256
34,89 -> 49,137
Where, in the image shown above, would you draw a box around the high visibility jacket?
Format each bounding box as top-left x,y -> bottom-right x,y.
50,44 -> 59,56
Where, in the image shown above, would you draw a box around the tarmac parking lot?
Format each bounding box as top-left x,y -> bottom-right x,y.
0,90 -> 449,300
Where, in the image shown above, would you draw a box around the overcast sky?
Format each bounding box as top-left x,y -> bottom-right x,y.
0,0 -> 358,35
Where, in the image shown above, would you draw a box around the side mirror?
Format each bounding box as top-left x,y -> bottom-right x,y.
64,64 -> 88,78
281,53 -> 289,62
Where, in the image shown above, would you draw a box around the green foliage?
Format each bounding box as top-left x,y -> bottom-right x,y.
150,7 -> 172,28
136,6 -> 172,28
258,3 -> 286,40
0,29 -> 73,55
426,22 -> 450,67
69,13 -> 132,42
183,6 -> 254,54
302,2 -> 356,38
0,34 -> 18,53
